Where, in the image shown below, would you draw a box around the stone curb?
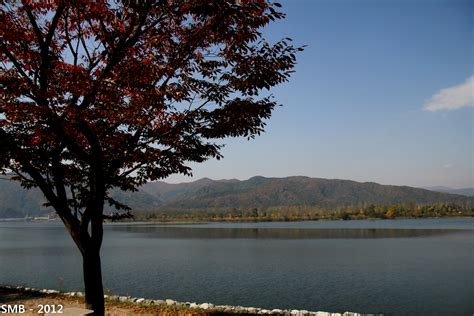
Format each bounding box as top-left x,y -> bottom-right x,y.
3,285 -> 372,316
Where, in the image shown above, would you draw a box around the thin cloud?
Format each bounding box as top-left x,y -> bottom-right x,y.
424,75 -> 474,111
443,163 -> 453,169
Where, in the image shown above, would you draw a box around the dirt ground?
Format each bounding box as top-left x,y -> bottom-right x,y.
0,287 -> 213,316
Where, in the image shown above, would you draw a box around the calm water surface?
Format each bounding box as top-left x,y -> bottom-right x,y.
0,218 -> 473,315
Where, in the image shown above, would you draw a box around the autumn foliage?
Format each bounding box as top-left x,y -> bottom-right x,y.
1,0 -> 300,314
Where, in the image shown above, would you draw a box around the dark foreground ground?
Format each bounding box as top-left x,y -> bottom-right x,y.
0,287 -> 219,315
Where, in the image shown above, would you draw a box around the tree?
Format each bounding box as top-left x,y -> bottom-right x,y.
251,207 -> 259,217
0,0 -> 301,314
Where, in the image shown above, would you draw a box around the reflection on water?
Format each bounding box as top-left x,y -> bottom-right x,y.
0,218 -> 473,315
109,225 -> 470,239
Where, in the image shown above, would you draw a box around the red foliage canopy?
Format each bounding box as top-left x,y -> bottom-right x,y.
1,0 -> 301,227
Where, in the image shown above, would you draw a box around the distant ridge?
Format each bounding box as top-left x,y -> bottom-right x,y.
1,176 -> 472,218
139,176 -> 473,214
423,186 -> 474,197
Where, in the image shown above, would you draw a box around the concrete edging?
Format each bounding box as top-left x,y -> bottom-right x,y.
3,285 -> 367,316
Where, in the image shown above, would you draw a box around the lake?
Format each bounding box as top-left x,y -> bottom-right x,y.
0,218 -> 473,315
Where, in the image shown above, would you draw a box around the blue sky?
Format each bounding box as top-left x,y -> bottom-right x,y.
166,0 -> 473,188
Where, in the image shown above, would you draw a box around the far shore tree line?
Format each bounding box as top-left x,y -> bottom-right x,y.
133,202 -> 474,222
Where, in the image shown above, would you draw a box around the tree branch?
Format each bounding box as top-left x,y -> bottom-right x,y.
1,48 -> 37,92
24,7 -> 44,46
64,11 -> 78,66
38,3 -> 66,95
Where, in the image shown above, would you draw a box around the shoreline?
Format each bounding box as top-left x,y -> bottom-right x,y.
1,214 -> 472,223
132,214 -> 474,223
1,285 -> 369,316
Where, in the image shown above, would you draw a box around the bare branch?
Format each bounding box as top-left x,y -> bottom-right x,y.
24,7 -> 44,46
64,11 -> 78,66
44,4 -> 66,49
38,3 -> 66,94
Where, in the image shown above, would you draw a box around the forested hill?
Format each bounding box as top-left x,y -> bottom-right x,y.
1,176 -> 472,218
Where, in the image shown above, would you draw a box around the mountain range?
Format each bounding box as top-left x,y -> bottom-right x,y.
0,176 -> 472,218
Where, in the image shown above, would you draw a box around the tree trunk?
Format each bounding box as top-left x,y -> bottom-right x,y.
82,250 -> 105,316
